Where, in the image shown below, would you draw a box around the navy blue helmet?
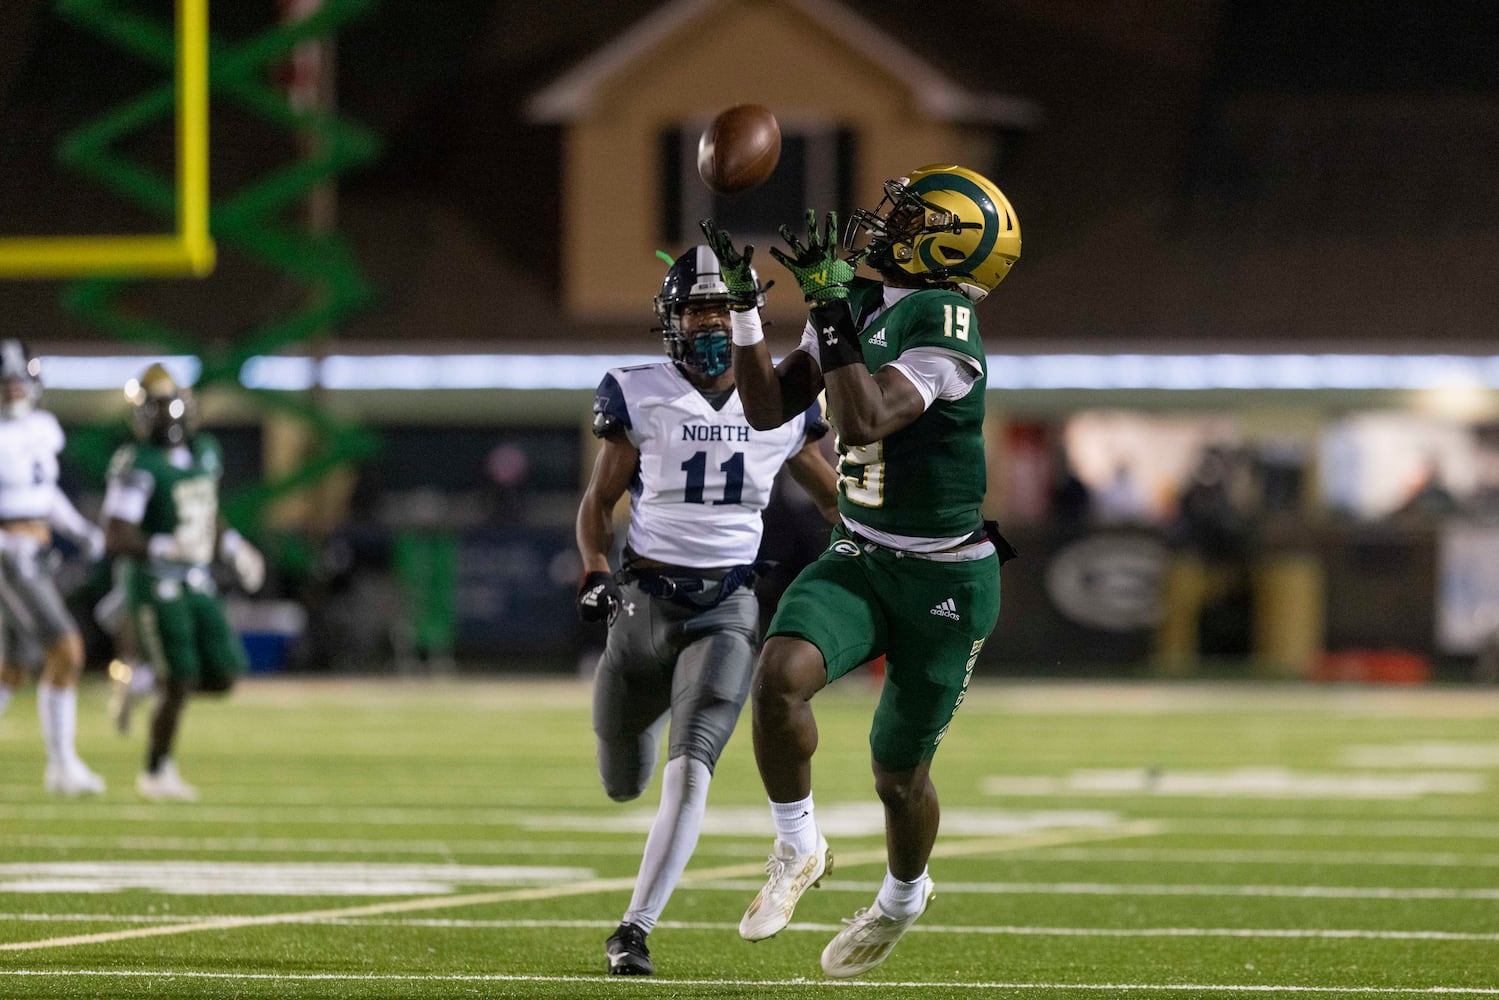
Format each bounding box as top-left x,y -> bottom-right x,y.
653,245 -> 764,378
0,339 -> 41,419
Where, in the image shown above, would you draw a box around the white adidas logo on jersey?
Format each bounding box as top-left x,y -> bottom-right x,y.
867,328 -> 887,348
930,597 -> 960,621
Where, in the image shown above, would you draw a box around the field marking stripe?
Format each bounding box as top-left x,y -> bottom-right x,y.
687,879 -> 1499,901
0,821 -> 1160,952
14,836 -> 1499,869
1,970 -> 1498,993
7,914 -> 1499,943
0,835 -> 735,857
1021,847 -> 1499,868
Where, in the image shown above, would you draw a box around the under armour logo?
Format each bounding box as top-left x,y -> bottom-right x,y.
623,601 -> 636,617
822,325 -> 838,345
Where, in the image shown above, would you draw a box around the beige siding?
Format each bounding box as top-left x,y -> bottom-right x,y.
559,2 -> 986,327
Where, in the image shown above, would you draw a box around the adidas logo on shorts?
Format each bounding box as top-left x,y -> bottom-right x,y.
930,597 -> 960,621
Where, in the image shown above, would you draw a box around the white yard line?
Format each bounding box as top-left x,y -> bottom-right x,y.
0,834 -> 759,857
8,915 -> 1491,942
6,804 -> 1498,838
0,803 -> 542,825
9,837 -> 1499,869
1,969 -> 1498,993
0,822 -> 1160,952
688,879 -> 1499,901
1018,847 -> 1499,868
1171,819 -> 1499,839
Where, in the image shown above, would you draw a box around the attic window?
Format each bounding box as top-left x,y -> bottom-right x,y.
660,124 -> 855,250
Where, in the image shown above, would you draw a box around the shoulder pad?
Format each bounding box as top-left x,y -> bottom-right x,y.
592,372 -> 631,438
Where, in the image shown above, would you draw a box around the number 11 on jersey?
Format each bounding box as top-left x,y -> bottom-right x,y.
681,451 -> 745,505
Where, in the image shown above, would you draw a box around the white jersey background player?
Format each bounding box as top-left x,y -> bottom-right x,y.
575,245 -> 839,976
0,340 -> 108,795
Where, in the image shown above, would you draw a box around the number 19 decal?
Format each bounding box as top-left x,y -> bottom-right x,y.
943,303 -> 971,342
838,440 -> 884,508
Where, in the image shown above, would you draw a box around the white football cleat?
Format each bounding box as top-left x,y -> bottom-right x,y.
820,874 -> 935,978
137,759 -> 198,802
738,833 -> 832,941
45,759 -> 107,797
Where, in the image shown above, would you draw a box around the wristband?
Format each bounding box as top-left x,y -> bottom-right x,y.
218,528 -> 245,559
147,534 -> 182,562
809,301 -> 864,373
730,309 -> 765,347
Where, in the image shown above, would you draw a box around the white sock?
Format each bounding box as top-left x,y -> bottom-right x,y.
770,793 -> 819,856
622,756 -> 711,932
37,683 -> 65,764
0,684 -> 13,716
45,683 -> 80,765
875,865 -> 930,918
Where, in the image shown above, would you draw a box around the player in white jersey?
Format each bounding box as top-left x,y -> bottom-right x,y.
575,245 -> 839,976
0,340 -> 108,795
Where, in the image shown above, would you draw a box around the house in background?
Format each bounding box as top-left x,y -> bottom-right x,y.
523,0 -> 1040,326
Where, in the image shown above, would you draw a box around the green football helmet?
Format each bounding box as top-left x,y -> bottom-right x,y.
845,164 -> 1021,302
125,363 -> 197,446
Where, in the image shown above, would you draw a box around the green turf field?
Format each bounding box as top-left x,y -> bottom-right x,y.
2,676 -> 1498,998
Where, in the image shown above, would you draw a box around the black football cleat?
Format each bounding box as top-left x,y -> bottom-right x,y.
605,921 -> 654,976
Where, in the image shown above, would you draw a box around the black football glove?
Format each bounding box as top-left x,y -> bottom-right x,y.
698,219 -> 760,311
769,210 -> 868,303
577,570 -> 623,624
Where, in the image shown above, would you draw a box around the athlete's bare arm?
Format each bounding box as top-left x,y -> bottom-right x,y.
575,434 -> 641,575
821,365 -> 927,446
784,438 -> 840,524
733,341 -> 824,432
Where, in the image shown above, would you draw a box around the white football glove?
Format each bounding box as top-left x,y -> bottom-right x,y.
82,525 -> 107,563
219,530 -> 266,594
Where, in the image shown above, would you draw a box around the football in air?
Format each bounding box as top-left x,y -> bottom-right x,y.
697,104 -> 781,196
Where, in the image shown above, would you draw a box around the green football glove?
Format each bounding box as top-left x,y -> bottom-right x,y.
769,210 -> 868,303
698,219 -> 759,312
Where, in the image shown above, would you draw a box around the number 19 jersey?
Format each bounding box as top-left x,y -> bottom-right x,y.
105,434 -> 225,572
834,279 -> 988,539
594,364 -> 822,569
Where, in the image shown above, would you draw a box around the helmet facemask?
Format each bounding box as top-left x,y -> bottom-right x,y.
663,304 -> 733,378
125,365 -> 197,446
654,245 -> 761,380
845,177 -> 973,273
845,165 -> 1021,302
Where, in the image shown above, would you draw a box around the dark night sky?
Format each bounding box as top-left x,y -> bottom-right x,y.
1,1 -> 1496,348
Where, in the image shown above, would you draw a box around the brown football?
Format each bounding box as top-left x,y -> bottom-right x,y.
697,104 -> 781,196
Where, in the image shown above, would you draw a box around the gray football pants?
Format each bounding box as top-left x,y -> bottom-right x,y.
591,580 -> 758,802
0,544 -> 76,669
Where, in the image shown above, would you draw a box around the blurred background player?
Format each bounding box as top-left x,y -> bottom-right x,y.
99,364 -> 265,801
703,163 -> 1020,977
96,565 -> 156,734
575,245 -> 838,975
0,339 -> 108,795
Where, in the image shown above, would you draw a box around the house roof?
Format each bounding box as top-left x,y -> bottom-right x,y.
522,0 -> 1042,128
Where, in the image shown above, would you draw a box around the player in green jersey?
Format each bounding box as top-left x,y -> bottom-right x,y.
100,364 -> 265,801
702,164 -> 1021,977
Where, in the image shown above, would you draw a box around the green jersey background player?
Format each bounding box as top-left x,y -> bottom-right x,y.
701,163 -> 1021,978
100,364 -> 265,801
